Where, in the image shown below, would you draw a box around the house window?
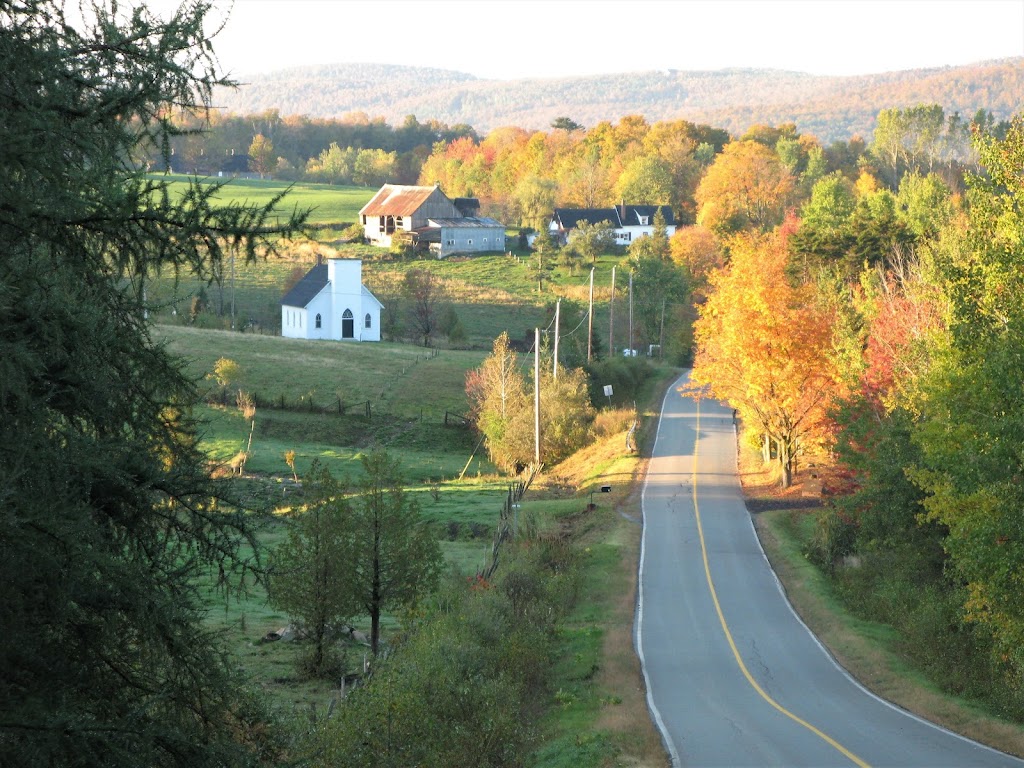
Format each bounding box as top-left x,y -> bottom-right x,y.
315,313 -> 322,329
639,216 -> 649,225
342,309 -> 354,339
364,313 -> 372,329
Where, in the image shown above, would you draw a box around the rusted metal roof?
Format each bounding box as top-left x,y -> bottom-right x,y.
359,184 -> 439,216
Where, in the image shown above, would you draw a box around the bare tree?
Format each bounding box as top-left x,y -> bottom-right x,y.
403,269 -> 443,346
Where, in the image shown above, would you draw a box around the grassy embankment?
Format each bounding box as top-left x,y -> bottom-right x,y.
744,453 -> 1024,759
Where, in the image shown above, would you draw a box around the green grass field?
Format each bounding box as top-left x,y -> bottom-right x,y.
149,250 -> 625,352
157,325 -> 487,419
145,174 -> 632,349
151,174 -> 374,225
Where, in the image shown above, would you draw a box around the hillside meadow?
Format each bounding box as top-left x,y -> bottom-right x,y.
147,176 -> 644,352
175,317 -> 677,768
151,174 -> 372,225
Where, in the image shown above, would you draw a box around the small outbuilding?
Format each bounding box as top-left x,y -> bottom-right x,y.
280,257 -> 383,341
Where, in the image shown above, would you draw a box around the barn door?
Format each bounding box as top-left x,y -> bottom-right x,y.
341,309 -> 354,339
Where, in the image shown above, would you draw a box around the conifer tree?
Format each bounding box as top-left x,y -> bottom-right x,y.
0,2 -> 305,764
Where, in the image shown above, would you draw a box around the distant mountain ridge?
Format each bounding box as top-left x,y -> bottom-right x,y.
213,59 -> 1024,143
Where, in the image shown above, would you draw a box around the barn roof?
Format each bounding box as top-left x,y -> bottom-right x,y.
280,263 -> 327,308
359,184 -> 440,216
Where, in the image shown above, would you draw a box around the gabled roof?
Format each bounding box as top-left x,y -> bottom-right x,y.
359,184 -> 441,217
552,205 -> 675,230
620,205 -> 675,227
280,263 -> 327,308
552,208 -> 621,230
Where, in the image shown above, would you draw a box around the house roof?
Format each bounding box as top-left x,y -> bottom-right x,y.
359,184 -> 440,217
552,205 -> 675,230
280,263 -> 328,308
619,205 -> 675,227
552,208 -> 622,230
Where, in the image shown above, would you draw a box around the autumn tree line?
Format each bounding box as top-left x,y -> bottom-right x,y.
687,115 -> 1024,714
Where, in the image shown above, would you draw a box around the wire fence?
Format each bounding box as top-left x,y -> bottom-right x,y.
478,463 -> 539,581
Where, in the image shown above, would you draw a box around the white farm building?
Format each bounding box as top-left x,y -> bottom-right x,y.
280,257 -> 383,341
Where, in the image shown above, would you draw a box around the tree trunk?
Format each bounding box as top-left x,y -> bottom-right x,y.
762,432 -> 771,464
778,439 -> 792,489
371,533 -> 381,656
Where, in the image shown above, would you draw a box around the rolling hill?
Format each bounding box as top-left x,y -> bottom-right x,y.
213,58 -> 1024,143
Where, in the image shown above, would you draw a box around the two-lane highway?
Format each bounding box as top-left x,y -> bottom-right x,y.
636,372 -> 1021,767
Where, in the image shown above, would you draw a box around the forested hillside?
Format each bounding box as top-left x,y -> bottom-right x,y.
213,58 -> 1024,143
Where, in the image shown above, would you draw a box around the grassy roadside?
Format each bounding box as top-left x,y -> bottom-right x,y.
743,454 -> 1024,759
530,368 -> 679,768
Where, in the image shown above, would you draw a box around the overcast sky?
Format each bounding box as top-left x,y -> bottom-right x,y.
142,0 -> 1023,80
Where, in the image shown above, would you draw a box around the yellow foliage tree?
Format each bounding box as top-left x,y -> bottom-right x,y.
687,227 -> 838,487
694,140 -> 795,235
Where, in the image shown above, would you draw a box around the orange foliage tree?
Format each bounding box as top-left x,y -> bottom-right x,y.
694,140 -> 795,235
687,227 -> 839,487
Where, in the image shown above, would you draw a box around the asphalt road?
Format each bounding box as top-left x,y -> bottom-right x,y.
635,372 -> 1023,767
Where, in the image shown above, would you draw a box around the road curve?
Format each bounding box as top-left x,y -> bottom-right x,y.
636,371 -> 1022,767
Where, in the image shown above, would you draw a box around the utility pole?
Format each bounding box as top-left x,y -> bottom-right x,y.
587,267 -> 594,362
609,265 -> 616,357
534,327 -> 541,467
628,270 -> 634,357
553,298 -> 560,381
230,251 -> 236,331
659,298 -> 666,358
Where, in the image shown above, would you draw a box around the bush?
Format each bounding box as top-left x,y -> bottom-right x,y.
585,356 -> 656,407
312,537 -> 580,766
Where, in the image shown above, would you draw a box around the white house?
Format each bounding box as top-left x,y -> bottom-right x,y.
548,204 -> 676,245
280,257 -> 383,341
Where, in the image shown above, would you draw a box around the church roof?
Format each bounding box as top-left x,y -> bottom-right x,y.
280,263 -> 327,308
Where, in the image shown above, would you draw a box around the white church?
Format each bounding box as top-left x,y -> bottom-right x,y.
280,257 -> 383,341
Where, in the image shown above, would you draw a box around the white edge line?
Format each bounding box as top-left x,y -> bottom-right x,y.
636,371 -> 689,768
735,422 -> 1024,765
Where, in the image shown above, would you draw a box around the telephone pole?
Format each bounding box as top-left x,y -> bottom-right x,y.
534,327 -> 541,466
628,270 -> 634,356
587,267 -> 594,362
659,298 -> 666,358
553,298 -> 560,381
609,265 -> 616,357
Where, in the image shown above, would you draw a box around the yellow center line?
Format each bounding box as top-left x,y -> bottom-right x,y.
692,398 -> 871,768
